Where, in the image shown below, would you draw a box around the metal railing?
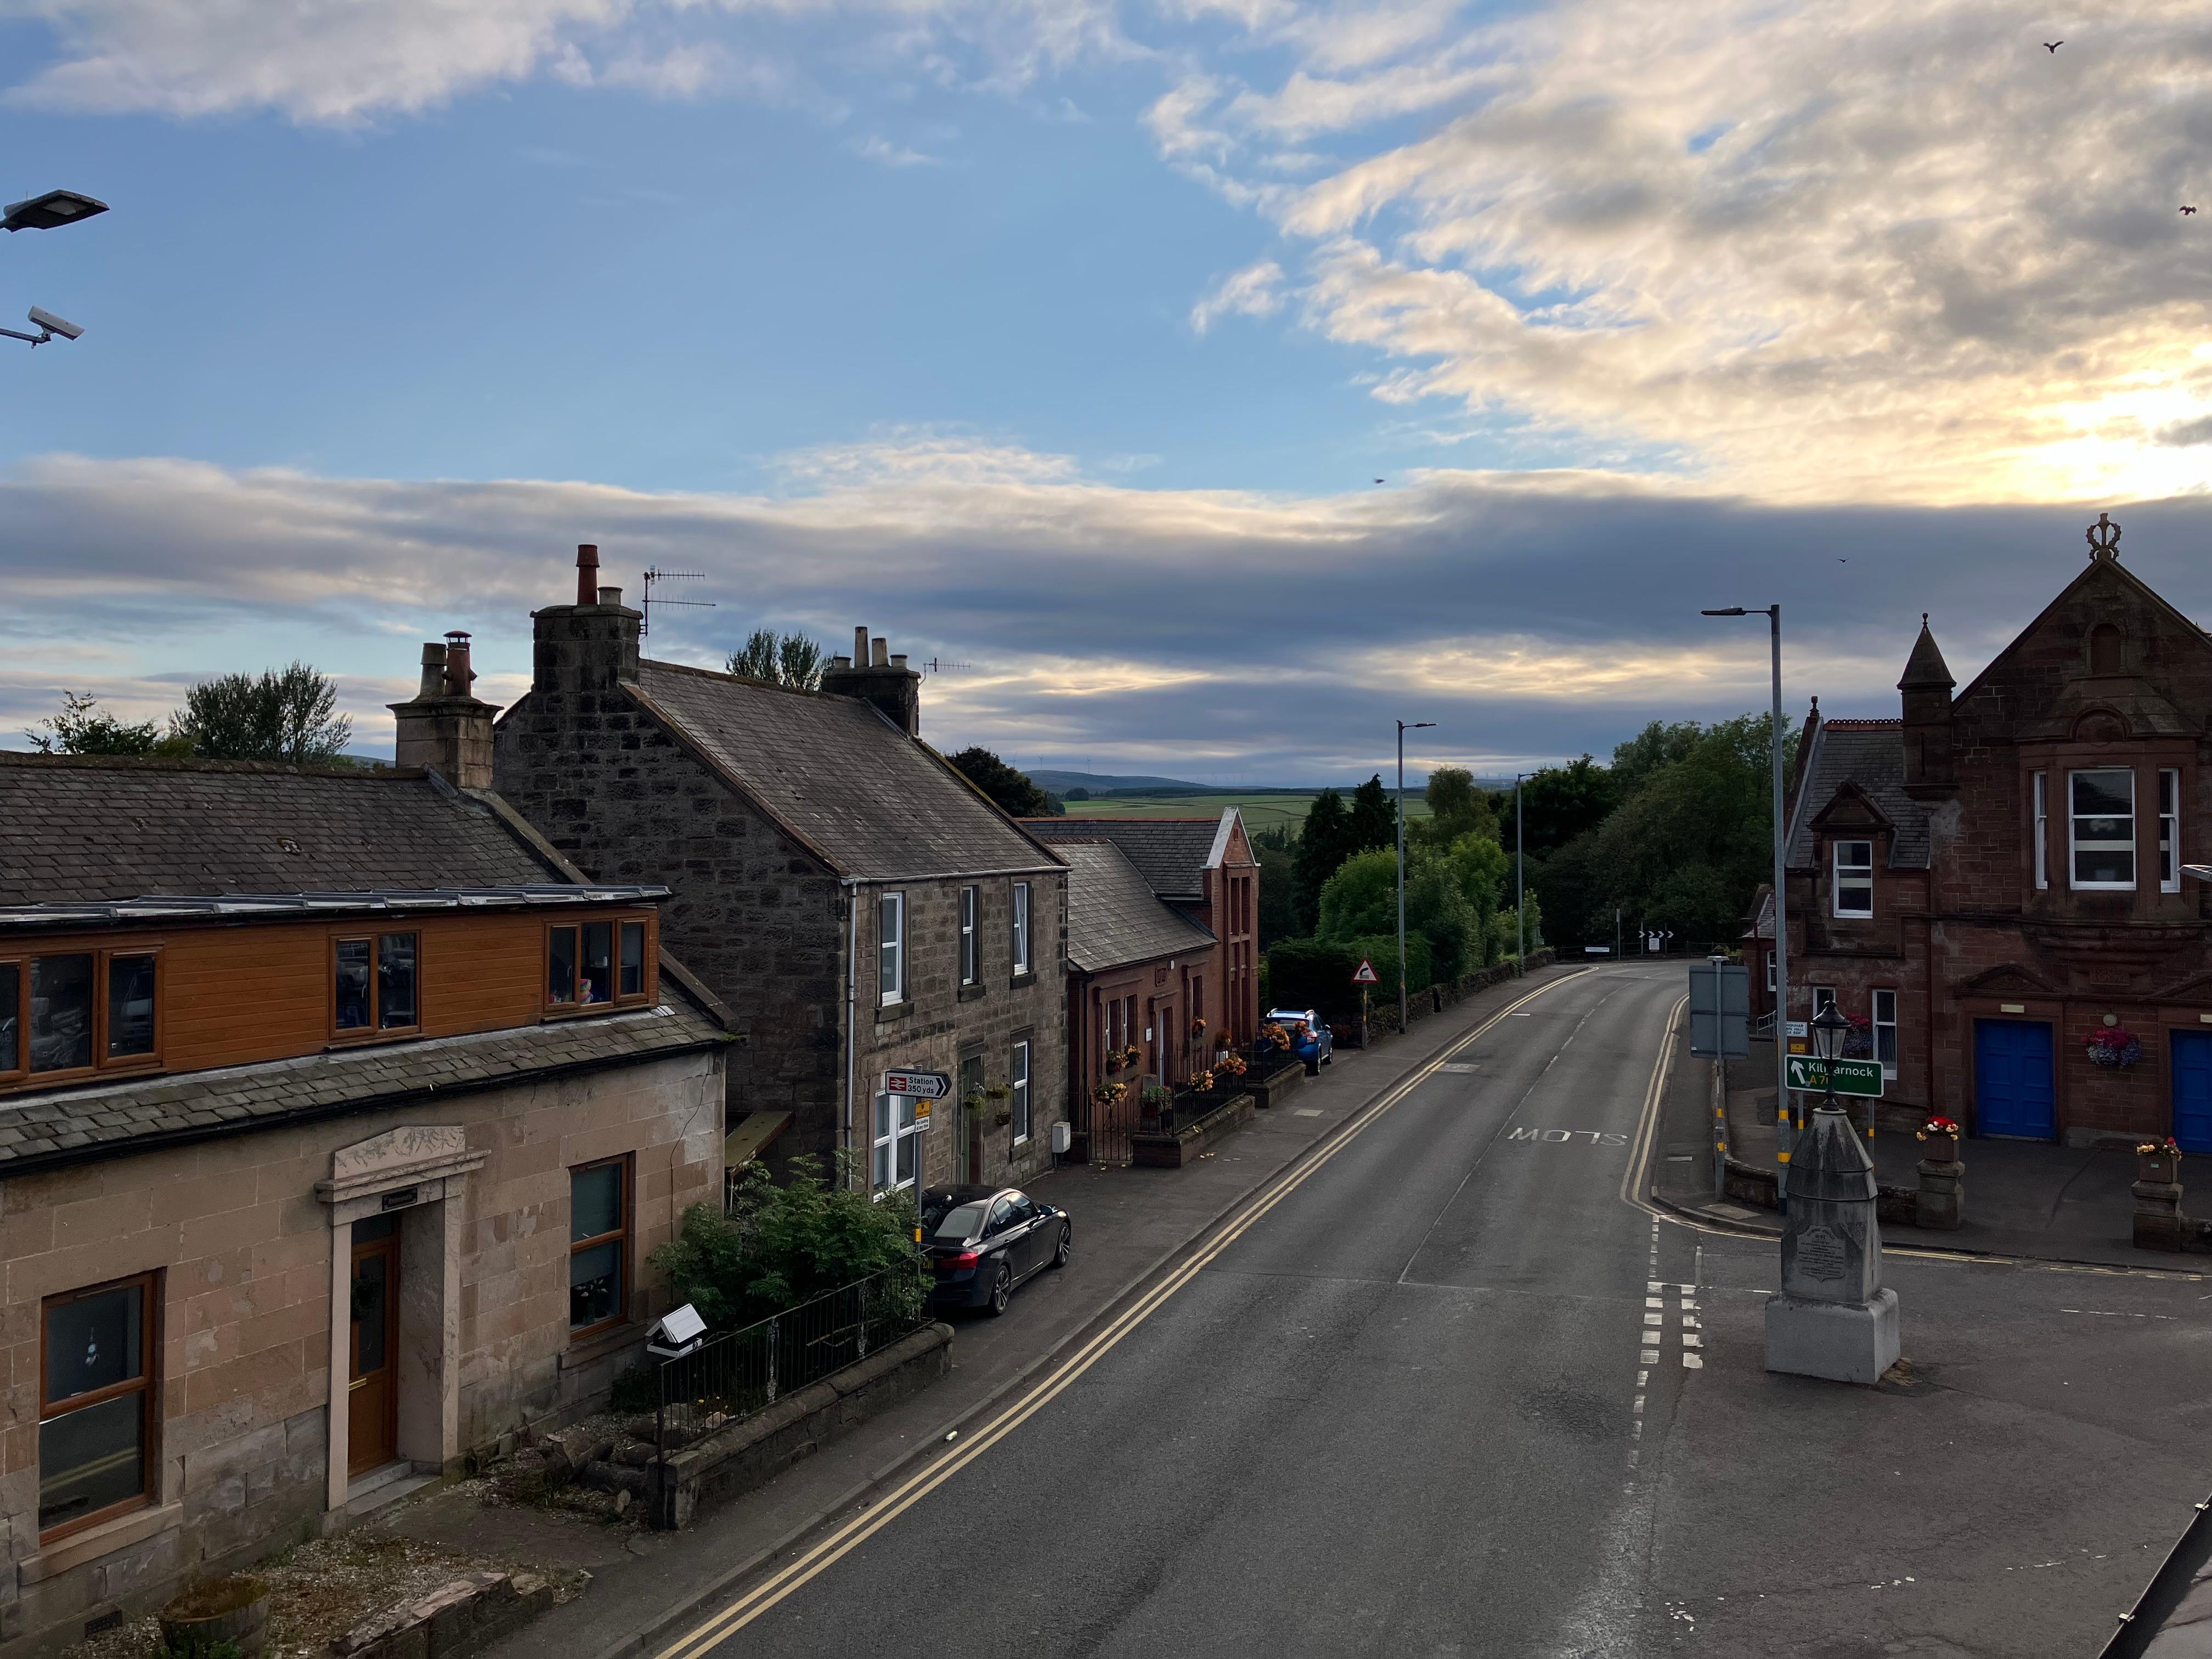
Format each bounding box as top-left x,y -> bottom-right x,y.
654,1265 -> 927,1455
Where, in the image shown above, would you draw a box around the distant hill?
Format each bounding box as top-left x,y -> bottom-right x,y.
1026,769 -> 1220,794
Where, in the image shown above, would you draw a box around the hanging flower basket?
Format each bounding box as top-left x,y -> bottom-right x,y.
2084,1026 -> 2143,1069
1093,1081 -> 1127,1107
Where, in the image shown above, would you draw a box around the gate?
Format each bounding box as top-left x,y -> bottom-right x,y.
1082,1085 -> 1136,1166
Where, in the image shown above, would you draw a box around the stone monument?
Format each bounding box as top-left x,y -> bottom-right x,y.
1765,1104 -> 1900,1383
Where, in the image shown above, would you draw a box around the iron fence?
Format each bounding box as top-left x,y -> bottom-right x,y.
655,1265 -> 927,1454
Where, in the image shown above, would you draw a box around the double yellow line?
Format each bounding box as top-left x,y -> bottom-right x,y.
652,972 -> 1583,1659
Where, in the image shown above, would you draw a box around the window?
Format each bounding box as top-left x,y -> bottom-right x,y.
568,1158 -> 629,1334
2090,622 -> 2123,675
2161,770 -> 2181,893
546,916 -> 654,1012
1010,1038 -> 1031,1144
879,892 -> 905,1005
2,949 -> 163,1083
1765,953 -> 1776,994
1011,882 -> 1031,978
2070,768 -> 2136,889
1832,840 -> 1874,918
40,1273 -> 157,1539
336,934 -> 418,1034
872,1092 -> 921,1192
2033,771 -> 2049,889
1872,988 -> 1898,1079
959,885 -> 978,986
1811,985 -> 1836,1019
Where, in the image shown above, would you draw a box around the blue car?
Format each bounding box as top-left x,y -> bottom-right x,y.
1265,1008 -> 1334,1073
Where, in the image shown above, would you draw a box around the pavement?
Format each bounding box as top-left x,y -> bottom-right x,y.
1655,1036 -> 2163,1269
377,960 -> 1594,1659
614,964 -> 2212,1659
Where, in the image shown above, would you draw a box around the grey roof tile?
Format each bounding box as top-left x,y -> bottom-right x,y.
1055,843 -> 1215,973
1784,720 -> 1932,870
1023,817 -> 1221,900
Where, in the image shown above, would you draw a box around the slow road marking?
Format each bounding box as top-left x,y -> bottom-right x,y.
1506,1126 -> 1629,1146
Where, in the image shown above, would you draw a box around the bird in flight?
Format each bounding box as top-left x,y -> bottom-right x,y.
2044,40 -> 2062,51
1373,477 -> 1385,484
2185,206 -> 2200,216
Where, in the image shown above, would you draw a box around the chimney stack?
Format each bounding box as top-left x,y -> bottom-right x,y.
575,543 -> 600,606
392,630 -> 501,788
821,627 -> 923,738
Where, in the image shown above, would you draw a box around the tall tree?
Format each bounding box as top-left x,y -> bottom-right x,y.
1499,755 -> 1619,859
728,628 -> 827,690
25,691 -> 186,757
1293,788 -> 1357,932
946,747 -> 1053,817
1347,773 -> 1396,853
1420,766 -> 1497,848
171,664 -> 352,767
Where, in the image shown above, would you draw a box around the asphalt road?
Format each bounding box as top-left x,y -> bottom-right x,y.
660,966 -> 2212,1658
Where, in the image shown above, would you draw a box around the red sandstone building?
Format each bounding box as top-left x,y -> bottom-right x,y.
1748,517 -> 2212,1150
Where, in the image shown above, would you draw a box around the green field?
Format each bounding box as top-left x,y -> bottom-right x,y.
1058,791 -> 1429,836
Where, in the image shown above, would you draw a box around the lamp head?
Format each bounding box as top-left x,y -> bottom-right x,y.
1810,1002 -> 1851,1064
1701,607 -> 1747,617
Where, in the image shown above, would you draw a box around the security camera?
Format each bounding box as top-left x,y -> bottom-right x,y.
27,307 -> 82,341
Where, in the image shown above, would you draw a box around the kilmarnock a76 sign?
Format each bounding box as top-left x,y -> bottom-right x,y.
1784,1056 -> 1884,1098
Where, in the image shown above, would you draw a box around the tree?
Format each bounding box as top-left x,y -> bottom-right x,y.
1293,788 -> 1357,933
1348,773 -> 1396,854
1316,847 -> 1479,981
1065,787 -> 1091,802
1420,767 -> 1497,849
171,663 -> 352,767
1499,755 -> 1619,859
25,691 -> 187,757
727,628 -> 827,690
946,747 -> 1052,817
1252,826 -> 1299,951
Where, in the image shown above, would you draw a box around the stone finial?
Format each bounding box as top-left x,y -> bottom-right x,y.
2087,512 -> 2121,561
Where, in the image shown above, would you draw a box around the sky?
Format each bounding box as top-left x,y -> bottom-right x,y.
1,0 -> 2208,782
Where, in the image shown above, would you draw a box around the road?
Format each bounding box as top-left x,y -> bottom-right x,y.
654,966 -> 2212,1658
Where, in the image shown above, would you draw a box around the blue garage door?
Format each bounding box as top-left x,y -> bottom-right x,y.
1975,1019 -> 2055,1139
2174,1032 -> 2212,1155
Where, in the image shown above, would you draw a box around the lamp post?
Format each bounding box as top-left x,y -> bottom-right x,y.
1396,720 -> 1435,1034
1702,602 -> 1790,1167
3,189 -> 107,353
1514,773 -> 1530,973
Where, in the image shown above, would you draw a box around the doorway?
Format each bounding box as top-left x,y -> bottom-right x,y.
2174,1031 -> 2212,1154
1974,1018 -> 2055,1140
347,1214 -> 401,1475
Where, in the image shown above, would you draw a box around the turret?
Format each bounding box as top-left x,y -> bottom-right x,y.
1899,613 -> 1955,796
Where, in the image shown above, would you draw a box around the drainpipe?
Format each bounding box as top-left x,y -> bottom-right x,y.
843,878 -> 860,1190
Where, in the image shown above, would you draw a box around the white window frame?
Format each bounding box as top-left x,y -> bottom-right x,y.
1832,839 -> 1874,919
879,891 -> 905,1005
1765,952 -> 1776,994
2160,769 -> 2181,893
958,884 -> 978,985
869,1091 -> 921,1194
2033,771 -> 2048,890
1011,882 -> 1031,977
1872,988 -> 1898,1080
2069,768 -> 2137,891
1811,985 -> 1837,1019
1010,1038 -> 1031,1144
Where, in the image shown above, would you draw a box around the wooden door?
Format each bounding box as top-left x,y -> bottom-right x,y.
347,1216 -> 400,1475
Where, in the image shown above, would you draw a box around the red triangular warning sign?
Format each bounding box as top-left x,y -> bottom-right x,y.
1352,958 -> 1379,984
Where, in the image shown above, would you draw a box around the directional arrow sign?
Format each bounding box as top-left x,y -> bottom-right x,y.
1784,1055 -> 1884,1098
1352,958 -> 1380,985
882,1069 -> 952,1101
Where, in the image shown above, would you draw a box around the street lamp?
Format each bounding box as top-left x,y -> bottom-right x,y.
1810,1001 -> 1852,1111
3,190 -> 109,233
1396,719 -> 1435,1035
1702,602 -> 1791,1162
1513,772 -> 1531,973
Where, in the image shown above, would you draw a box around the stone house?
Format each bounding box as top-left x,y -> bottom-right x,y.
492,549 -> 1071,1197
1023,811 -> 1260,1054
0,730 -> 726,1653
1746,516 -> 2212,1148
1046,842 -> 1217,1161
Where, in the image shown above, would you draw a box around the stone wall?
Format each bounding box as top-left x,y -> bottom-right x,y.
0,1050 -> 718,1656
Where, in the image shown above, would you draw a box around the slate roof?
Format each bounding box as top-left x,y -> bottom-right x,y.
0,753 -> 562,904
629,661 -> 1061,881
1055,842 -> 1215,973
0,1003 -> 724,1176
1023,817 -> 1221,901
1784,719 -> 1932,870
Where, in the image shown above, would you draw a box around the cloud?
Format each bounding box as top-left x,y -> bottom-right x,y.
850,134 -> 943,166
5,447 -> 2207,780
1190,260 -> 1285,333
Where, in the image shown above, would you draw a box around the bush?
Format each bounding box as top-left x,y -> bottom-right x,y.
1265,933 -> 1431,1024
649,1153 -> 922,1330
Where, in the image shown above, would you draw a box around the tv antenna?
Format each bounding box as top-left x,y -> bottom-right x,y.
921,658 -> 973,675
641,569 -> 714,640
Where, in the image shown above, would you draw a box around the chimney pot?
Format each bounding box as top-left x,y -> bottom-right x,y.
441,630 -> 476,698
575,543 -> 600,606
853,626 -> 870,663
871,637 -> 890,668
889,654 -> 907,670
416,642 -> 447,699
598,586 -> 622,607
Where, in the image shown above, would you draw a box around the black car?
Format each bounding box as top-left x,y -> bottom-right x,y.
919,1184 -> 1071,1316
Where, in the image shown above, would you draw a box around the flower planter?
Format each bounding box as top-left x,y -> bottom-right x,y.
2140,1155 -> 2180,1186
1920,1137 -> 1959,1164
160,1576 -> 271,1659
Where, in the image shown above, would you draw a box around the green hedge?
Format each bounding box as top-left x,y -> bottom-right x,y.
1265,933 -> 1431,1023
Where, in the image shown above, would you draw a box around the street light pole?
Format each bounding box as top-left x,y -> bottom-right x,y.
1703,603 -> 1790,1175
1515,774 -> 1528,973
1396,719 -> 1435,1034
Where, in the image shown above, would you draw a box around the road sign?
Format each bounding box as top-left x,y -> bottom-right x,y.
882,1069 -> 952,1100
1784,1055 -> 1884,1098
1352,958 -> 1380,985
1687,962 -> 1749,1058
1785,1020 -> 1807,1037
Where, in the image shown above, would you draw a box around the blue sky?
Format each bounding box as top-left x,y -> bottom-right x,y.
2,0 -> 2208,781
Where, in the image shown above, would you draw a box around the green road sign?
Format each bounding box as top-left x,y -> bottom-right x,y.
1785,1055 -> 1884,1098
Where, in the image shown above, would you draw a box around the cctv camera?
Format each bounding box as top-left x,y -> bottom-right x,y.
27,307 -> 82,341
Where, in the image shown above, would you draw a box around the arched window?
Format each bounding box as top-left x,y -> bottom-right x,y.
2089,623 -> 2123,675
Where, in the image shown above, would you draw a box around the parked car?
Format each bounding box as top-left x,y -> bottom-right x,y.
919,1185 -> 1071,1316
1264,1007 -> 1334,1073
